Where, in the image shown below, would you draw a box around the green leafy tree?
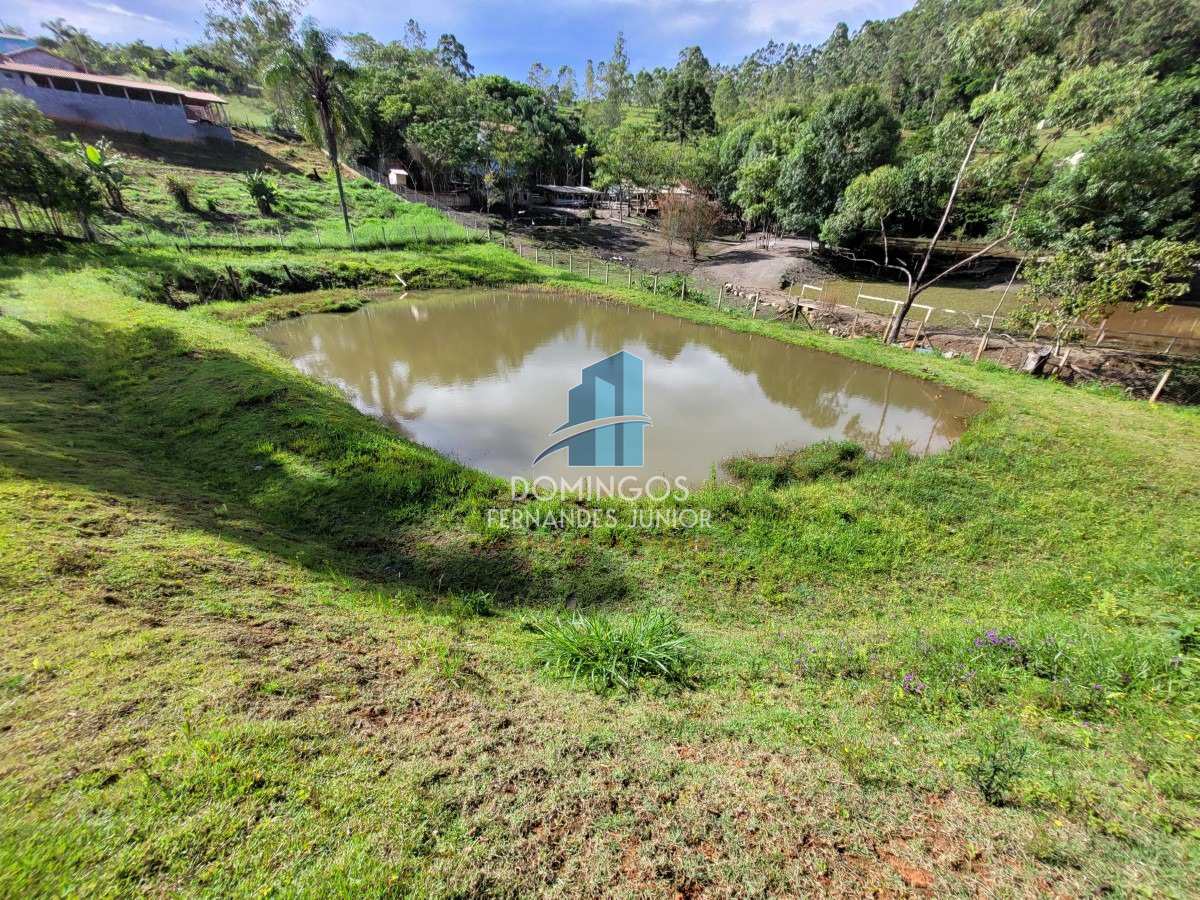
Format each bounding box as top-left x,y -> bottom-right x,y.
555,66 -> 577,104
204,0 -> 304,86
403,19 -> 427,50
594,117 -> 672,215
0,93 -> 101,239
262,22 -> 359,234
39,18 -> 105,70
712,76 -> 740,126
820,164 -> 905,247
658,51 -> 715,143
435,34 -> 473,79
1017,228 -> 1200,334
731,152 -> 782,233
1017,71 -> 1200,246
479,112 -> 537,215
775,85 -> 899,235
602,33 -> 632,127
874,5 -> 1151,342
584,60 -> 598,101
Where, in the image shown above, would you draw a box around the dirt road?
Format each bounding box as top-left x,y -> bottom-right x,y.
693,236 -> 819,290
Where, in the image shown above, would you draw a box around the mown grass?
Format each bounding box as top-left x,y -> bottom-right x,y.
0,240 -> 1198,895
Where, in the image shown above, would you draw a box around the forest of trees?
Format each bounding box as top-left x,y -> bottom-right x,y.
5,0 -> 1199,333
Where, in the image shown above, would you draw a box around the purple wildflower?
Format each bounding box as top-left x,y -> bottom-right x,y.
973,629 -> 1019,650
901,672 -> 926,696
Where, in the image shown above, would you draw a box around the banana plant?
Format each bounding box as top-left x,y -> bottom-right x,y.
73,136 -> 127,212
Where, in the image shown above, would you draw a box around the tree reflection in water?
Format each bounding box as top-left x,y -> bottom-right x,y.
260,289 -> 984,485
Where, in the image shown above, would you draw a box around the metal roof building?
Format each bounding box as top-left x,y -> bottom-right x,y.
0,55 -> 232,144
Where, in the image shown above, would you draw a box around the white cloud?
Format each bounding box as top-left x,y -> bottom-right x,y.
574,0 -> 899,36
82,2 -> 167,25
4,0 -> 195,43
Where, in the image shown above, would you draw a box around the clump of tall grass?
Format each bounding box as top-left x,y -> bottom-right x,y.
724,440 -> 864,487
164,175 -> 194,212
531,609 -> 698,692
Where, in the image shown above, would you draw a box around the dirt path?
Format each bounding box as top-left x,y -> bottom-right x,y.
693,236 -> 819,291
505,213 -> 819,287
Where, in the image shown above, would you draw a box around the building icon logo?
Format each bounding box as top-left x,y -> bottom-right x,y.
533,351 -> 650,467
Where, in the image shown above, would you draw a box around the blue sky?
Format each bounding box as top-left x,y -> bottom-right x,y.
2,0 -> 913,78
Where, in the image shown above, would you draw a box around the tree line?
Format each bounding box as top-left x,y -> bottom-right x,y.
4,0 -> 1198,337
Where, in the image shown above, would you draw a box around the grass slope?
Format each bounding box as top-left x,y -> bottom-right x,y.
61,126 -> 461,250
0,244 -> 1198,896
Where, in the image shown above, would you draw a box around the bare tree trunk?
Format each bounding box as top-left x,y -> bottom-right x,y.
886,119 -> 985,343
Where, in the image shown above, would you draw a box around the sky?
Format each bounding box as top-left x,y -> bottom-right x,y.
1,0 -> 914,78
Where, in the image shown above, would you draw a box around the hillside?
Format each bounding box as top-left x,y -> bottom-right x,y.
1,235 -> 1199,894
59,125 -> 457,249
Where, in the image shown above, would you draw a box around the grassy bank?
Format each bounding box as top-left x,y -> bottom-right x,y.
46,125 -> 467,251
1,243 -> 1198,896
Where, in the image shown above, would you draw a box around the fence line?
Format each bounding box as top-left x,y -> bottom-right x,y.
473,230 -> 1200,361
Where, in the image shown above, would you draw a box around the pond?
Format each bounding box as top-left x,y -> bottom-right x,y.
259,289 -> 984,488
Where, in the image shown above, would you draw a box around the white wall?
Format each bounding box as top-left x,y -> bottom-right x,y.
0,73 -> 232,144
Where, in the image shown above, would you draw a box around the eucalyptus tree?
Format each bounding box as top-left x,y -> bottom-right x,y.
262,22 -> 358,233
876,5 -> 1152,342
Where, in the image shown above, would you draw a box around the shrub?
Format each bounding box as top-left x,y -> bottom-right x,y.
0,95 -> 103,239
165,175 -> 194,212
967,723 -> 1029,805
243,169 -> 280,215
531,609 -> 698,691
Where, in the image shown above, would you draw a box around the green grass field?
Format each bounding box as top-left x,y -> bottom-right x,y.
0,240 -> 1197,896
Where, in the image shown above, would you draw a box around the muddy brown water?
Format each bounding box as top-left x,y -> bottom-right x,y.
259,289 -> 984,488
789,278 -> 1200,342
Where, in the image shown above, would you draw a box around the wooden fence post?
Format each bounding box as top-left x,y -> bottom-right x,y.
1149,368 -> 1172,403
627,266 -> 632,288
605,263 -> 610,285
652,274 -> 658,293
908,319 -> 925,350
717,285 -> 723,310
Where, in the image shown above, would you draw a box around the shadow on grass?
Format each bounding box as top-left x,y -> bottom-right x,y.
61,122 -> 305,177
0,314 -> 634,607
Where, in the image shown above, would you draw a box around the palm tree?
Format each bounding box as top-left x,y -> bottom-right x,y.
262,22 -> 357,234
